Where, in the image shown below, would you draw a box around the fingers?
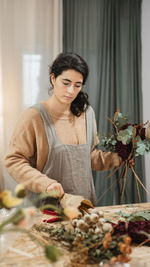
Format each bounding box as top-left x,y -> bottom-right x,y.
60,193 -> 84,208
46,182 -> 64,198
129,158 -> 135,166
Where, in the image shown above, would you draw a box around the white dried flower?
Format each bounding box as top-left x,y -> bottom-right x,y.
102,223 -> 113,232
94,227 -> 102,234
77,219 -> 89,232
97,218 -> 105,227
88,228 -> 95,234
90,208 -> 99,214
77,219 -> 85,228
75,227 -> 81,233
71,218 -> 78,227
90,213 -> 99,223
97,210 -> 104,218
88,208 -> 94,214
77,212 -> 83,219
84,214 -> 91,224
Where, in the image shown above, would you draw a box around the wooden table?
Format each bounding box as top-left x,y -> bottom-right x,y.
0,203 -> 150,267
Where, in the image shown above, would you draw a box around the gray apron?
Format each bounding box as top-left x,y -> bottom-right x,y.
30,104 -> 97,206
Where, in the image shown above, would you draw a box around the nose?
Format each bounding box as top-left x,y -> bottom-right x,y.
67,85 -> 74,94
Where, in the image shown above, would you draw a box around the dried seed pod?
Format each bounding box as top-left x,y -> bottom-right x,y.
102,223 -> 113,232
78,199 -> 94,214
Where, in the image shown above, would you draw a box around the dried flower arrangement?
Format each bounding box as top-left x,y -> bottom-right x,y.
99,110 -> 150,203
35,207 -> 132,265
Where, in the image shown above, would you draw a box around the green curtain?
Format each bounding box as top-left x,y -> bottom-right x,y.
63,0 -> 146,206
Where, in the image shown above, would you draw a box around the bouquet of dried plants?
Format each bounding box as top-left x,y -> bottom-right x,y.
98,110 -> 150,203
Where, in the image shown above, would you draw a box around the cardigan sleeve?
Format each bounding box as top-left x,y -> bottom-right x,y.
4,108 -> 56,193
90,111 -> 122,171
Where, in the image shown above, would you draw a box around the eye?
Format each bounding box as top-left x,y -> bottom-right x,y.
75,84 -> 81,88
63,82 -> 70,86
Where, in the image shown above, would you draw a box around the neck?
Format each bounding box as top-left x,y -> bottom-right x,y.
45,95 -> 71,116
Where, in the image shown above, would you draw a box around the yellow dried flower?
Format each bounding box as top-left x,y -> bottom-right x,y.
0,190 -> 23,209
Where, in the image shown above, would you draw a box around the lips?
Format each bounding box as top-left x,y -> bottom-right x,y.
64,95 -> 73,100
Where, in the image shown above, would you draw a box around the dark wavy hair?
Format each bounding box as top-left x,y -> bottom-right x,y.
49,53 -> 90,116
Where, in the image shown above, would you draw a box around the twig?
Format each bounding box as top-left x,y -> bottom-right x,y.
130,165 -> 150,195
135,174 -> 141,203
97,173 -> 122,203
120,162 -> 129,204
107,166 -> 120,179
107,116 -> 118,133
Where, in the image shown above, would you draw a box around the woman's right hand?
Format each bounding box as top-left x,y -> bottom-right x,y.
46,182 -> 64,198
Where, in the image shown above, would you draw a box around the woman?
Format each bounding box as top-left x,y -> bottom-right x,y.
4,53 -> 122,207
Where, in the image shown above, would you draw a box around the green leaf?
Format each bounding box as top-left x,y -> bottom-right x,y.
99,135 -> 116,152
117,126 -> 133,145
116,211 -> 130,218
115,113 -> 128,128
127,211 -> 150,222
135,140 -> 150,156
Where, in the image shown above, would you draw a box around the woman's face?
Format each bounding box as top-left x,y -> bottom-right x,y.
51,69 -> 83,105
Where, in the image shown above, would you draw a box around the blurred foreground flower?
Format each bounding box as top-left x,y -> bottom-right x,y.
45,245 -> 62,262
0,187 -> 62,263
0,184 -> 27,209
0,190 -> 23,209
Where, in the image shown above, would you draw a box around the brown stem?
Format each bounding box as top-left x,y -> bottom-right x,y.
130,164 -> 150,195
120,162 -> 129,204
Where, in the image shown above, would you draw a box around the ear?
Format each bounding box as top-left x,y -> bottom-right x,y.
50,73 -> 56,86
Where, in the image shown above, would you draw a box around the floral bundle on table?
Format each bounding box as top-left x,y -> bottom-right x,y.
99,110 -> 150,203
0,185 -> 133,265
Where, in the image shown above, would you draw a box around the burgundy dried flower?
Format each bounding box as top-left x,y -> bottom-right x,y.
115,141 -> 132,161
136,127 -> 146,140
119,124 -> 131,131
113,221 -> 150,245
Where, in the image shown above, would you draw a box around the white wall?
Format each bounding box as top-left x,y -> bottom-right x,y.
142,0 -> 150,201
